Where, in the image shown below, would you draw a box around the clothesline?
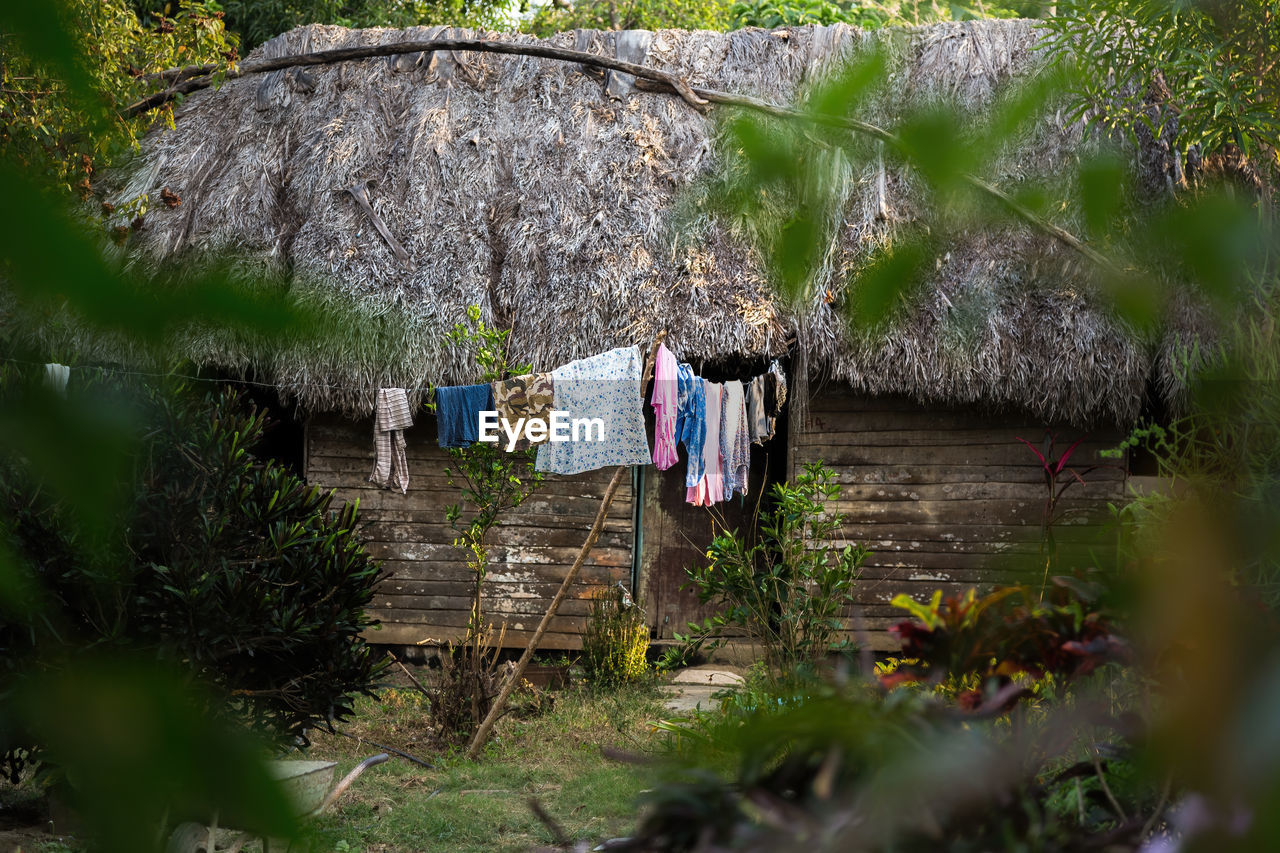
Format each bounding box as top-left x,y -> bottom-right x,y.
0,357 -> 432,393
0,355 -> 784,397
5,350 -> 786,509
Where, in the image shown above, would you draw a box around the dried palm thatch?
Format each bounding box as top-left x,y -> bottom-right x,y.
100,19 -> 1198,425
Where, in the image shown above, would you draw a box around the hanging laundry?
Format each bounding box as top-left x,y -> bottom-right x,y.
491,372 -> 554,451
687,381 -> 724,506
651,342 -> 679,470
721,380 -> 751,500
768,360 -> 788,419
369,388 -> 414,494
436,383 -> 493,449
676,364 -> 706,488
536,346 -> 651,475
44,363 -> 70,398
746,373 -> 772,444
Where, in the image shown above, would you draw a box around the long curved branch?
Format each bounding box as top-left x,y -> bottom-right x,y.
125,36 -> 1118,274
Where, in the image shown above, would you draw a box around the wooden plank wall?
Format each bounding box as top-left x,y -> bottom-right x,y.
791,390 -> 1127,651
307,414 -> 633,649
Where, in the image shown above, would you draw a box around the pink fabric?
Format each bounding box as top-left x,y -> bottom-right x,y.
687,381 -> 723,506
651,342 -> 680,470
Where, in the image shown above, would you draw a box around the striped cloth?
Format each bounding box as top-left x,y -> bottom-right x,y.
720,380 -> 751,500
369,388 -> 414,494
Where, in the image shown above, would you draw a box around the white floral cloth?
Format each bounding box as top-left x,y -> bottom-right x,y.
535,346 -> 652,475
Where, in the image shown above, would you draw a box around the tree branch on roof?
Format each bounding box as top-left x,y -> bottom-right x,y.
126,37 -> 1119,276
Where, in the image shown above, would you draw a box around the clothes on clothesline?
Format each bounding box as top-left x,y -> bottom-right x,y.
768,359 -> 787,418
747,361 -> 788,445
369,388 -> 414,494
491,372 -> 555,451
535,345 -> 652,476
720,379 -> 750,500
687,381 -> 724,507
368,344 -> 788,490
675,363 -> 706,488
746,374 -> 770,444
435,383 -> 493,449
44,363 -> 70,398
651,343 -> 680,471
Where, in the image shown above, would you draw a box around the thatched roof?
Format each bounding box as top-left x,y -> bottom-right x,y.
106,19 -> 1198,426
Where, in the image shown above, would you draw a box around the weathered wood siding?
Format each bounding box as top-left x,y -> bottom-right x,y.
791,390 -> 1126,650
638,441 -> 785,641
307,414 -> 633,649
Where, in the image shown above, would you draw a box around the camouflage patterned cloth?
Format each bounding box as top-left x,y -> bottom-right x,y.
491,372 -> 555,451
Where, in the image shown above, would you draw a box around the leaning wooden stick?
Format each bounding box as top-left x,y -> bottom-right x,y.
467,331 -> 667,759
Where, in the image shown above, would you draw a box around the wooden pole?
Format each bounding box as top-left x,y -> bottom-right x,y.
467,333 -> 666,758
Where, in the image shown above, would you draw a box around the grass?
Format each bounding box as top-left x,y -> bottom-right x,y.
300,680 -> 667,852
3,678 -> 669,853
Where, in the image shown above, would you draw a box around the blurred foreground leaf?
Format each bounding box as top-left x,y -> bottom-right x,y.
11,656 -> 299,853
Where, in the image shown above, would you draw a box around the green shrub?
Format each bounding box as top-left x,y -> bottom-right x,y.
527,0 -> 733,38
0,0 -> 239,199
667,462 -> 868,677
0,377 -> 387,777
582,585 -> 649,684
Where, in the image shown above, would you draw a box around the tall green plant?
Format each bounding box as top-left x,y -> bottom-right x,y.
1042,0 -> 1280,191
674,463 -> 868,676
423,305 -> 543,740
1106,289 -> 1280,603
432,305 -> 544,641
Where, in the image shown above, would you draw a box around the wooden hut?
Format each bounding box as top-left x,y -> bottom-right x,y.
93,20 -> 1205,650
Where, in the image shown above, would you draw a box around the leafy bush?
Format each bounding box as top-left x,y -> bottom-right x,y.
641,577 -> 1154,851
730,0 -> 1030,31
0,1 -> 239,198
0,376 -> 387,775
644,666 -> 1162,850
131,0 -> 515,52
1043,0 -> 1280,178
731,0 -> 886,28
527,0 -> 733,39
582,585 -> 649,684
884,579 -> 1128,706
670,462 -> 867,676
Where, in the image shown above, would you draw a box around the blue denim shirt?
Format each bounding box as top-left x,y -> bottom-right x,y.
675,364 -> 706,487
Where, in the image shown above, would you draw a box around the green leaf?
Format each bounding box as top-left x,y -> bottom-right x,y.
891,591 -> 943,630
0,2 -> 96,106
845,240 -> 929,328
1077,152 -> 1127,238
894,108 -> 971,194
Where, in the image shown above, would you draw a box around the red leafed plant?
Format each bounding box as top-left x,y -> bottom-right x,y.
1015,430 -> 1118,598
884,579 -> 1129,700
